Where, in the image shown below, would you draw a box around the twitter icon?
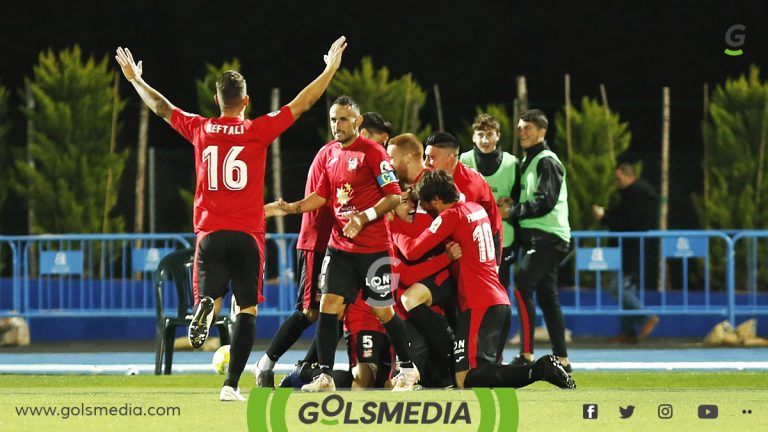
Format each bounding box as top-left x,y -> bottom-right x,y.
619,406 -> 635,419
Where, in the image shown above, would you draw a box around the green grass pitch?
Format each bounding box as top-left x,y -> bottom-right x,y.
1,372 -> 767,431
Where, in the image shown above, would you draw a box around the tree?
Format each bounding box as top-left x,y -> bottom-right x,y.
13,46 -> 128,234
195,58 -> 251,119
693,66 -> 768,230
554,96 -> 632,230
693,66 -> 768,291
328,57 -> 430,138
0,81 -> 10,227
455,103 -> 515,153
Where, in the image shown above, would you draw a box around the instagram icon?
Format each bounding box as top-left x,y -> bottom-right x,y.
658,404 -> 673,419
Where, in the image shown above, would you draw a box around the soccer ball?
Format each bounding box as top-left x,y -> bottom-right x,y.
211,345 -> 230,375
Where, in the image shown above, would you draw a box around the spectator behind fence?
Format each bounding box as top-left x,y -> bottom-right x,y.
592,155 -> 660,344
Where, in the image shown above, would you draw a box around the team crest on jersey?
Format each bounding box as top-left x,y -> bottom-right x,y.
336,183 -> 353,206
267,109 -> 281,117
348,157 -> 359,171
429,216 -> 443,233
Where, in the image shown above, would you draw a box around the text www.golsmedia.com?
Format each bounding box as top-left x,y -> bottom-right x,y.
15,403 -> 180,419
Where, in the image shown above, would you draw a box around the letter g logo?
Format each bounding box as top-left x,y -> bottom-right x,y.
724,24 -> 746,56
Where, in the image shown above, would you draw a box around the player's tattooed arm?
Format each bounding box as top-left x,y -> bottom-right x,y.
276,192 -> 326,215
114,47 -> 175,123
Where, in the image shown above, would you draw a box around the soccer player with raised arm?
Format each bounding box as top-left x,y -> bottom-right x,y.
114,36 -> 347,401
269,95 -> 419,392
393,170 -> 575,390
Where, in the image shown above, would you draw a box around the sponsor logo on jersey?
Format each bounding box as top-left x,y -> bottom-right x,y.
267,109 -> 281,117
429,216 -> 443,233
336,183 -> 353,206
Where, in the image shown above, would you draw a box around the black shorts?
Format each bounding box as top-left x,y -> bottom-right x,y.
295,249 -> 324,311
320,247 -> 394,307
418,269 -> 454,306
194,230 -> 264,308
454,304 -> 511,372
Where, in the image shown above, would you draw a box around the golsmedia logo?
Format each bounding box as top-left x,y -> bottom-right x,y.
724,24 -> 746,56
247,388 -> 518,431
298,394 -> 470,425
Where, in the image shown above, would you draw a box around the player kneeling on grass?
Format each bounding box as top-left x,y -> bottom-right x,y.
344,292 -> 394,389
393,170 -> 576,389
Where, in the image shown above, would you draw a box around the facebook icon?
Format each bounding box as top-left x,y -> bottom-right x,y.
583,404 -> 599,419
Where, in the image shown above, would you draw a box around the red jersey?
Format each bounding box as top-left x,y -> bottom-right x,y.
316,136 -> 401,253
392,201 -> 510,311
296,143 -> 336,252
452,162 -> 502,238
170,107 -> 294,234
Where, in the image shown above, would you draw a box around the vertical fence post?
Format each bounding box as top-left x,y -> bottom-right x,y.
727,235 -> 736,326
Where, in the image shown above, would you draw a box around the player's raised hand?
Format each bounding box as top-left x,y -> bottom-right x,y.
323,36 -> 347,72
114,47 -> 143,81
446,241 -> 463,261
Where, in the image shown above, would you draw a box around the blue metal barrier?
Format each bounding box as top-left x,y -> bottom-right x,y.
2,231 -> 766,329
568,231 -> 736,323
0,233 -> 299,321
731,231 -> 768,319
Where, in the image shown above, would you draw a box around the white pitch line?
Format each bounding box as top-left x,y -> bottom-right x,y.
1,362 -> 767,374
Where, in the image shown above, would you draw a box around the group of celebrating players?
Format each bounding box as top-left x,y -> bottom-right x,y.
115,35 -> 575,401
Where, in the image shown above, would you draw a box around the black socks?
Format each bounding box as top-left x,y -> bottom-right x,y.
266,310 -> 312,361
382,314 -> 413,366
316,312 -> 340,374
464,363 -> 536,388
224,313 -> 256,388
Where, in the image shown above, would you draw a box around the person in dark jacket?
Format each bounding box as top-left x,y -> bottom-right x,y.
500,109 -> 572,372
592,158 -> 660,343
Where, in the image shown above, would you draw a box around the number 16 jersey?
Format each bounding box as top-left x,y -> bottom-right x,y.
170,107 -> 295,234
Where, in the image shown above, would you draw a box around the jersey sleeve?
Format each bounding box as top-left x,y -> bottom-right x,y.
367,146 -> 401,196
392,209 -> 458,261
253,105 -> 295,144
314,164 -> 331,200
395,253 -> 452,287
170,108 -> 204,144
